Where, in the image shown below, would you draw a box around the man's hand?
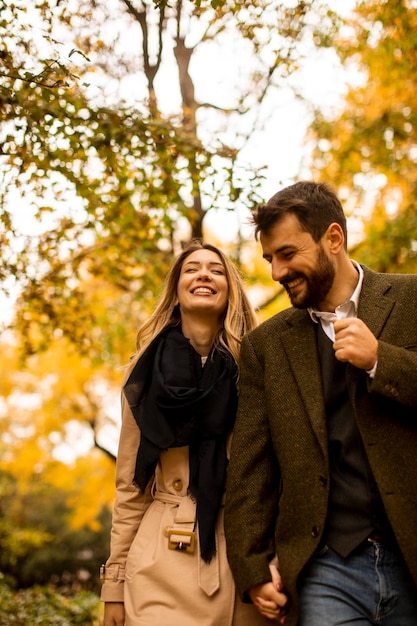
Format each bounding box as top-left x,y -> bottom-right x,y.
248,562 -> 289,623
333,318 -> 378,370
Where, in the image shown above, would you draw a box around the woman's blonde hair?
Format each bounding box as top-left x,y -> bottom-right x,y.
135,239 -> 258,364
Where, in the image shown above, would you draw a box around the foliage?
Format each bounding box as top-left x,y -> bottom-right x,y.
0,0 -> 331,355
0,0 -> 342,590
0,576 -> 101,626
0,0 -> 332,467
308,0 -> 417,272
0,471 -> 111,591
0,327 -> 124,461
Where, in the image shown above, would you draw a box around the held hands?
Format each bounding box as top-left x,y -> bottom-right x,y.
249,562 -> 289,623
103,602 -> 125,626
332,318 -> 378,371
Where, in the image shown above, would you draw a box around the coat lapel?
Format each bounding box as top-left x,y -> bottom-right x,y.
358,266 -> 395,337
275,268 -> 394,461
280,311 -> 328,459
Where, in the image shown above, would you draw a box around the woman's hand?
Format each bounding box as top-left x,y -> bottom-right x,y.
103,601 -> 125,626
248,562 -> 289,623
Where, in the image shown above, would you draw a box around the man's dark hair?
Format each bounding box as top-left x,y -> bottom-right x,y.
251,181 -> 348,249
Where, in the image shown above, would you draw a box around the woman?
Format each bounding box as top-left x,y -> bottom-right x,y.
101,239 -> 266,626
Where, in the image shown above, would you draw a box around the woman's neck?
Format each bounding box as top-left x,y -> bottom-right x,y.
181,318 -> 220,356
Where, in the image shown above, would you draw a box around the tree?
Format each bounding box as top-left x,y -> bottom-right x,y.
0,1 -> 344,568
0,469 -> 111,591
0,0 -> 332,354
1,0 -> 331,464
308,0 -> 417,272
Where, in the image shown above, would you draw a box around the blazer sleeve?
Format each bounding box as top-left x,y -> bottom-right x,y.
224,334 -> 280,599
360,268 -> 417,409
100,392 -> 153,602
368,339 -> 417,408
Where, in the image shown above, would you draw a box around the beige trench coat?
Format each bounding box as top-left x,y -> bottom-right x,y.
101,387 -> 268,626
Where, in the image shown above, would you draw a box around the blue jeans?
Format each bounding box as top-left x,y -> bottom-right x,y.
298,541 -> 417,625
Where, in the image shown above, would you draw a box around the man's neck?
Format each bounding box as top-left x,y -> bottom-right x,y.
318,259 -> 359,313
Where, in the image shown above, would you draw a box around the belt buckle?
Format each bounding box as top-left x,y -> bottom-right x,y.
165,528 -> 196,553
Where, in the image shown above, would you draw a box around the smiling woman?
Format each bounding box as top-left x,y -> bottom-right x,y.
100,239 -> 264,626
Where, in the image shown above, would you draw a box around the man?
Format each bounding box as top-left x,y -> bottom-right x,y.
224,181 -> 417,625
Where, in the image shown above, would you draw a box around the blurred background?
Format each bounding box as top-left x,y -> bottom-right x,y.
1,0 -> 416,622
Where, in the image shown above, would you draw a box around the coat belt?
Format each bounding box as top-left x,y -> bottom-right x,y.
153,490 -> 220,596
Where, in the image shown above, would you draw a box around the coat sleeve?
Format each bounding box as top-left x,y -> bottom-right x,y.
100,392 -> 153,602
368,339 -> 417,408
224,334 -> 280,599
360,269 -> 417,409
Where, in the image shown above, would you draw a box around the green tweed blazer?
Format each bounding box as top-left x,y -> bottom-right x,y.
225,266 -> 417,626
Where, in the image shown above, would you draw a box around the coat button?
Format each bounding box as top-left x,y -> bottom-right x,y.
311,526 -> 320,538
173,479 -> 183,492
384,384 -> 399,398
319,476 -> 327,487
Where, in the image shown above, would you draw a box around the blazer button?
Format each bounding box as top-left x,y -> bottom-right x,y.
319,476 -> 327,487
384,384 -> 399,398
311,526 -> 320,538
173,479 -> 183,492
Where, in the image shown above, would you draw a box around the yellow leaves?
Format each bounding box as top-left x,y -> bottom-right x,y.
306,0 -> 417,271
45,452 -> 116,531
1,526 -> 52,565
310,0 -> 417,273
0,321 -> 122,531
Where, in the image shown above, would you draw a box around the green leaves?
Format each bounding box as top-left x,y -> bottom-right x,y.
0,579 -> 100,625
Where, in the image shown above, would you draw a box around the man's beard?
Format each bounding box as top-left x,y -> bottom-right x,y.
281,245 -> 335,309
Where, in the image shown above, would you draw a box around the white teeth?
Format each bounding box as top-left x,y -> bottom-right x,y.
287,278 -> 303,289
193,287 -> 214,294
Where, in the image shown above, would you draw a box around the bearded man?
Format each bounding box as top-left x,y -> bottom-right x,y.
225,181 -> 417,626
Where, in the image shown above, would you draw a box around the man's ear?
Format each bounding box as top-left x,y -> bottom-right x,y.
326,222 -> 345,254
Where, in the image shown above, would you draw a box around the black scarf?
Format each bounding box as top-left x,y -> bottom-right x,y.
123,326 -> 238,563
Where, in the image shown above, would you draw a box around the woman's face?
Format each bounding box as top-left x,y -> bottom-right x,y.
176,249 -> 229,321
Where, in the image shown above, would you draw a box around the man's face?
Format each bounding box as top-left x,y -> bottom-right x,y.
260,213 -> 335,309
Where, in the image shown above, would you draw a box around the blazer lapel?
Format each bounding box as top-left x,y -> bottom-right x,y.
280,312 -> 328,459
358,267 -> 395,337
275,268 -> 394,461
